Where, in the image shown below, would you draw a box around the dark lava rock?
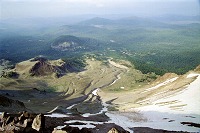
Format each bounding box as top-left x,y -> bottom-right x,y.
181,122 -> 200,128
81,127 -> 93,133
108,127 -> 122,133
29,60 -> 57,76
133,127 -> 189,133
0,95 -> 26,113
62,126 -> 80,133
0,71 -> 19,78
0,112 -> 43,133
32,114 -> 45,131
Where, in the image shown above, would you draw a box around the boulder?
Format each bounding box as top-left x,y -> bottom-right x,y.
0,112 -> 45,133
32,114 -> 45,131
107,128 -> 119,133
52,129 -> 68,133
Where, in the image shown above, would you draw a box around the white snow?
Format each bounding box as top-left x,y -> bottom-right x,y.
109,74 -> 121,86
92,88 -> 99,96
55,125 -> 66,130
49,72 -> 200,133
105,111 -> 199,132
187,73 -> 199,78
69,124 -> 96,129
65,120 -> 103,129
143,77 -> 178,93
134,111 -> 200,132
82,101 -> 134,132
82,96 -> 108,117
48,106 -> 59,113
105,112 -> 134,133
66,104 -> 77,110
143,73 -> 200,114
132,73 -> 200,132
82,105 -> 107,117
45,113 -> 69,118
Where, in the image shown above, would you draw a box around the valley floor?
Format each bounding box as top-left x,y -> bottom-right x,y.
0,58 -> 200,132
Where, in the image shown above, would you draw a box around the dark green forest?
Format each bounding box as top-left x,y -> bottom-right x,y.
0,16 -> 200,75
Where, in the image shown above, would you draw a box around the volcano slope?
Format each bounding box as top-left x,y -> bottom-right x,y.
98,64 -> 200,132
0,57 -> 199,132
0,57 -> 151,113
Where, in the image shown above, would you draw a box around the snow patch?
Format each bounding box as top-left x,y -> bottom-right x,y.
92,88 -> 99,96
105,112 -> 133,133
134,111 -> 200,132
133,73 -> 200,132
143,77 -> 178,93
66,104 -> 77,110
82,101 -> 108,117
136,73 -> 200,114
187,73 -> 199,78
45,113 -> 69,118
48,106 -> 59,113
55,125 -> 66,130
65,120 -> 103,129
69,124 -> 96,129
109,74 -> 121,86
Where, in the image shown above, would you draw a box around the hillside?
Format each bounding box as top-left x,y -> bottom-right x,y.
99,66 -> 200,112
98,64 -> 200,132
51,35 -> 102,52
0,57 -> 200,132
1,57 -> 86,78
0,57 -> 150,112
1,16 -> 200,75
78,17 -> 166,27
0,14 -> 200,132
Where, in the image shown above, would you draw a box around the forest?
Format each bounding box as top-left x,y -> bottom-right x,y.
0,16 -> 200,75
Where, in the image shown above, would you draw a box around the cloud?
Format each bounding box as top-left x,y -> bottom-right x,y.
1,0 -> 199,19
1,0 -> 106,7
62,0 -> 105,7
1,0 -> 51,1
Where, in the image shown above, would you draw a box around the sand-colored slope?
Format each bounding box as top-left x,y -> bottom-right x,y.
136,72 -> 200,114
99,66 -> 200,110
97,66 -> 200,132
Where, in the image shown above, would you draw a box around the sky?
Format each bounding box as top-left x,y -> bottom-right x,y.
0,0 -> 200,19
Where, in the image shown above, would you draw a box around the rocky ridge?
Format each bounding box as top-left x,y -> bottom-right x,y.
0,112 -> 129,133
1,57 -> 85,78
0,95 -> 26,112
15,57 -> 67,77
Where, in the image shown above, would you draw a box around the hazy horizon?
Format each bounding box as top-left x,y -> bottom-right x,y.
1,0 -> 200,20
